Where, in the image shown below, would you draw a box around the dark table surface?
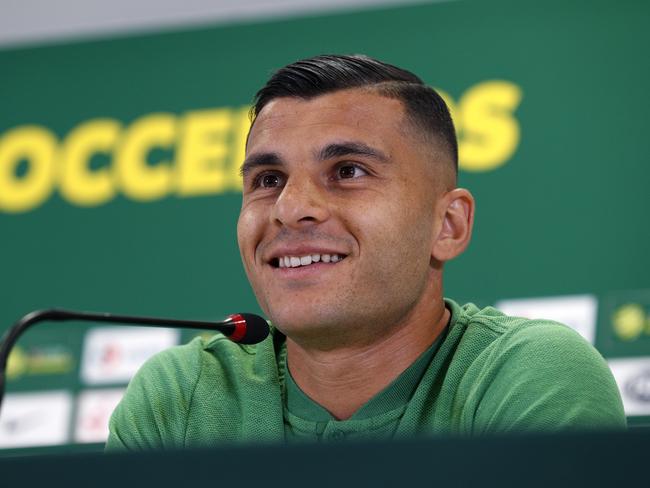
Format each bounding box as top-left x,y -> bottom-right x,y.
0,428 -> 647,487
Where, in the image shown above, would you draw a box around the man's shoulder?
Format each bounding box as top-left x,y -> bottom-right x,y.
446,298 -> 613,381
136,326 -> 283,383
447,298 -> 589,353
106,327 -> 285,450
441,299 -> 626,432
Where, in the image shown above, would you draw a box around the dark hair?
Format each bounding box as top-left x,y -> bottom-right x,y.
251,54 -> 458,171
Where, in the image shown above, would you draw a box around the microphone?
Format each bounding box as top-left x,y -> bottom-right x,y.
0,309 -> 269,413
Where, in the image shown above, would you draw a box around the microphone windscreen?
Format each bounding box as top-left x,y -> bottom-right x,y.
235,313 -> 270,344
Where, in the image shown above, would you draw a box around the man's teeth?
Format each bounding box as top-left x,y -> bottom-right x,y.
277,254 -> 344,268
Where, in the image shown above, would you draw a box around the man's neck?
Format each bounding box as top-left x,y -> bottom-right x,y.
285,299 -> 450,420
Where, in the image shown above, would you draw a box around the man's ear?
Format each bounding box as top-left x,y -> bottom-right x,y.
431,188 -> 475,262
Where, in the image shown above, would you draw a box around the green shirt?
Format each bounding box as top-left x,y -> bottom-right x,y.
282,332 -> 442,442
106,300 -> 626,450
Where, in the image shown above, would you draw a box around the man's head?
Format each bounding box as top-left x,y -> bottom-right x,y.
250,54 -> 458,179
237,54 -> 474,349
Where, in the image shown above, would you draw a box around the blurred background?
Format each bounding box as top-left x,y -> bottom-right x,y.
1,0 -> 649,454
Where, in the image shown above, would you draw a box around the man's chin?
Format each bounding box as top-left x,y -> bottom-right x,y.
268,309 -> 349,344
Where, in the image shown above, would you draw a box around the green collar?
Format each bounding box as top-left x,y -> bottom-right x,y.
282,327 -> 444,425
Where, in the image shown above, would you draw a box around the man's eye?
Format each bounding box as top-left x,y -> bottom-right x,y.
258,173 -> 283,188
337,164 -> 368,179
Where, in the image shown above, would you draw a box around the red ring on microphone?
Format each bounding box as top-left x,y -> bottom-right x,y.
227,313 -> 247,342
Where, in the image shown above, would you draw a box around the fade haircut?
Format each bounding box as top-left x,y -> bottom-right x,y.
250,54 -> 458,172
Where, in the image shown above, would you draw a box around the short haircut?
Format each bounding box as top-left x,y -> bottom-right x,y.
250,54 -> 458,172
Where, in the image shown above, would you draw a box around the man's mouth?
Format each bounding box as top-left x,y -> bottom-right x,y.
271,253 -> 347,269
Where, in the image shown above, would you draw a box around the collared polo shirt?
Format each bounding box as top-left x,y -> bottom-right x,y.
281,336 -> 442,442
106,299 -> 626,451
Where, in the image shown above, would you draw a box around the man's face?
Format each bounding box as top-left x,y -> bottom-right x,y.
237,88 -> 447,346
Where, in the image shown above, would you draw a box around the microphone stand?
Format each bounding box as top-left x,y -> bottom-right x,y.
0,309 -> 251,415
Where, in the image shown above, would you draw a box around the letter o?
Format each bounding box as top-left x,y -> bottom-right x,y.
0,125 -> 57,213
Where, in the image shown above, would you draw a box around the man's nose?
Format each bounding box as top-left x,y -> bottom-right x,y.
270,176 -> 330,228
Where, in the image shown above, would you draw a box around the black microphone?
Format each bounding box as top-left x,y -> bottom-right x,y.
0,309 -> 269,413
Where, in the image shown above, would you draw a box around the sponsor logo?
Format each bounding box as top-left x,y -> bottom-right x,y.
612,303 -> 650,341
0,391 -> 72,448
495,294 -> 597,344
6,344 -> 74,380
80,326 -> 178,385
74,388 -> 126,443
624,370 -> 650,403
608,357 -> 650,416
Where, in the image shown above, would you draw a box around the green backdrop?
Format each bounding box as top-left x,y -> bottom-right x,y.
1,0 -> 649,452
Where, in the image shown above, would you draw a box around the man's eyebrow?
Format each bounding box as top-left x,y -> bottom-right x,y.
240,142 -> 388,176
317,141 -> 389,163
240,152 -> 283,177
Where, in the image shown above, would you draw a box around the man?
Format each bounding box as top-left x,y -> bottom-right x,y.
107,55 -> 625,449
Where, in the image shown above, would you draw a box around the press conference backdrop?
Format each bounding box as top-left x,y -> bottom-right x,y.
1,0 -> 649,453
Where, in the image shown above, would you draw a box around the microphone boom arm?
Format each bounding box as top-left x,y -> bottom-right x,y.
0,309 -> 247,414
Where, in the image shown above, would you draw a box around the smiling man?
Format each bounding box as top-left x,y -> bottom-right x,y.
107,55 -> 625,449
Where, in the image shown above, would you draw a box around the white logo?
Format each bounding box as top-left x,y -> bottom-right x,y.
495,294 -> 597,344
608,357 -> 650,416
74,388 -> 126,443
80,326 -> 179,385
0,391 -> 72,448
